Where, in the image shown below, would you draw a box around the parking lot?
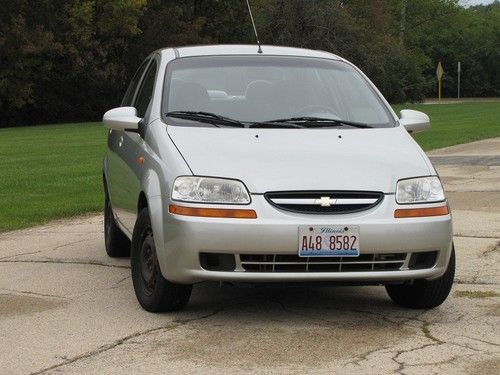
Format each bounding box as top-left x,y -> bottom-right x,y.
1,138 -> 498,374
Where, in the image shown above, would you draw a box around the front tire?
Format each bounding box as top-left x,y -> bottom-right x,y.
386,246 -> 455,309
104,193 -> 131,257
131,207 -> 192,312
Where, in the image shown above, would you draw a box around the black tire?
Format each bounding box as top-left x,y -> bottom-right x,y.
104,193 -> 131,257
131,207 -> 192,312
386,246 -> 455,309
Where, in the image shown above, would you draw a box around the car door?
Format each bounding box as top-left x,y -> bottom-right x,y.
107,56 -> 158,234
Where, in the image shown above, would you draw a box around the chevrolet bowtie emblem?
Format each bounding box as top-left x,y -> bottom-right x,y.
314,197 -> 337,207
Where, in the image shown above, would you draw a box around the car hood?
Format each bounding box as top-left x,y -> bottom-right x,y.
167,126 -> 431,194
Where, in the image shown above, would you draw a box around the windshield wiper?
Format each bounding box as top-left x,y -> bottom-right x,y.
166,112 -> 372,129
248,121 -> 305,129
267,116 -> 373,129
166,111 -> 245,128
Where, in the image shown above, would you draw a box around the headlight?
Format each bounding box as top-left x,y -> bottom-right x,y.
396,176 -> 445,204
172,176 -> 251,204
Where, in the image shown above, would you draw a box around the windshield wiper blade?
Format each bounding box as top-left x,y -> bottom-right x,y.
248,121 -> 305,129
166,111 -> 245,128
268,116 -> 373,129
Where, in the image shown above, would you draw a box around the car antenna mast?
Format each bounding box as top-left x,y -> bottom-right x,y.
245,0 -> 262,54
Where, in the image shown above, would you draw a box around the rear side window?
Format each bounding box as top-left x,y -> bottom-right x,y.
121,59 -> 150,107
134,60 -> 157,117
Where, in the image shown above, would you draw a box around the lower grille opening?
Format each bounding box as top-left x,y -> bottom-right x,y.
240,253 -> 407,273
199,253 -> 236,271
408,251 -> 438,270
308,264 -> 339,272
374,263 -> 403,271
199,251 -> 439,273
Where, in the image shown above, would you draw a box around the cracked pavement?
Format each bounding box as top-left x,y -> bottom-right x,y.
1,138 -> 499,374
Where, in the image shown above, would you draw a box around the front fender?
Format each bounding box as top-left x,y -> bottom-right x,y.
138,119 -> 192,281
141,169 -> 169,277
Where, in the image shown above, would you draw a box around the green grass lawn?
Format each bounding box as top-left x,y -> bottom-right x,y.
0,102 -> 499,232
0,122 -> 107,231
392,102 -> 500,151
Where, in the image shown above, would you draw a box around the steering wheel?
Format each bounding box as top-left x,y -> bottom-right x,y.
294,104 -> 341,119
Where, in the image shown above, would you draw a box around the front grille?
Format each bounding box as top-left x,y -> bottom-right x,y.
240,253 -> 406,272
265,191 -> 384,214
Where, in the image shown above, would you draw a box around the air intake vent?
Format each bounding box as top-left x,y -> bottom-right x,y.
239,253 -> 406,272
265,191 -> 383,214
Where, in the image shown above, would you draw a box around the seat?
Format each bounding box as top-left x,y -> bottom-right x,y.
272,80 -> 308,117
168,79 -> 211,112
243,80 -> 275,122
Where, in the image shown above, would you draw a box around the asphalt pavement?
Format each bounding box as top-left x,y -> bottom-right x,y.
1,138 -> 499,374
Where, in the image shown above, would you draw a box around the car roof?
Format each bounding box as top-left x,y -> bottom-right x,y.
158,44 -> 343,61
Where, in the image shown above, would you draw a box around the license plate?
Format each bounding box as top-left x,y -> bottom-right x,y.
298,226 -> 360,257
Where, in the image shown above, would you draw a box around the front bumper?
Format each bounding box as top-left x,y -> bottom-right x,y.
158,195 -> 453,284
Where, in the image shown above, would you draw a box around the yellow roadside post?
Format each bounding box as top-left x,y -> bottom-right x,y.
436,61 -> 443,103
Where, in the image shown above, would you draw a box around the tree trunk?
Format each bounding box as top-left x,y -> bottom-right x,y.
400,0 -> 406,46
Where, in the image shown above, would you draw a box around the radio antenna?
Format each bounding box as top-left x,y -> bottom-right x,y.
245,0 -> 262,53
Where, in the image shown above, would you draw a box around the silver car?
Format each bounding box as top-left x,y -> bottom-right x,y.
102,45 -> 454,312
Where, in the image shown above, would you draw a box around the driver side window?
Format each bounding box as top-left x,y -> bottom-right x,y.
134,60 -> 158,118
121,59 -> 150,107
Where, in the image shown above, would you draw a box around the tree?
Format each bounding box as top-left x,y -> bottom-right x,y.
0,0 -> 498,126
0,0 -> 146,126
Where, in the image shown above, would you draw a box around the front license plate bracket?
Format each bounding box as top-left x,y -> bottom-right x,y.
298,225 -> 360,257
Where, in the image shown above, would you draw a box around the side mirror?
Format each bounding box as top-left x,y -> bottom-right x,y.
399,109 -> 430,133
103,107 -> 141,132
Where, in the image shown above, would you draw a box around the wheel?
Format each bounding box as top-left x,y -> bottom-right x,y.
131,207 -> 192,312
104,193 -> 131,257
386,246 -> 455,309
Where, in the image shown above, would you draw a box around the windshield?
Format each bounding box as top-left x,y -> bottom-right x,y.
163,56 -> 395,127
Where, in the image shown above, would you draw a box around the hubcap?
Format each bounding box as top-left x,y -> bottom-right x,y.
139,229 -> 157,295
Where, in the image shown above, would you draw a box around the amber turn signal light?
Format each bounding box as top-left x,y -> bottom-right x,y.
394,205 -> 449,218
169,205 -> 257,219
